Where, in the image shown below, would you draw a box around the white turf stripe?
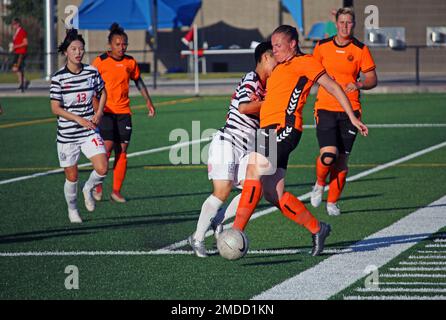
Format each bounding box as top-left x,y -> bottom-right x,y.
164,141 -> 446,252
409,255 -> 446,259
381,273 -> 446,278
344,295 -> 446,300
0,137 -> 210,185
418,250 -> 446,254
425,244 -> 446,248
400,261 -> 446,265
378,282 -> 446,286
356,288 -> 446,293
1,135 -> 445,187
302,124 -> 446,129
0,248 -> 349,257
252,194 -> 446,300
389,267 -> 446,271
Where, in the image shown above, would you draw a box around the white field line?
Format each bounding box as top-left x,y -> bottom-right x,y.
0,248 -> 349,257
302,124 -> 446,129
400,261 -> 446,265
356,288 -> 446,293
344,295 -> 446,300
0,137 -> 211,185
1,128 -> 445,186
252,194 -> 446,300
389,267 -> 446,272
2,140 -> 445,258
163,141 -> 446,251
380,273 -> 446,278
409,255 -> 446,259
378,282 -> 446,286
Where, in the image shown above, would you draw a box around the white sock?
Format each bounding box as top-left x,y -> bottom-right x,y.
194,194 -> 223,241
211,193 -> 242,225
83,170 -> 106,191
64,179 -> 78,211
222,193 -> 241,223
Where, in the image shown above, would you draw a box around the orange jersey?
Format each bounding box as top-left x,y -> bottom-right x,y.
260,54 -> 325,131
313,36 -> 376,112
92,53 -> 141,114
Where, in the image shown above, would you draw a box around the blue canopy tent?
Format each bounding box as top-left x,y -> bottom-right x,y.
78,0 -> 202,87
281,0 -> 304,33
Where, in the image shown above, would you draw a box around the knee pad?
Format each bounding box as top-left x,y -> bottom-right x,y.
321,152 -> 337,166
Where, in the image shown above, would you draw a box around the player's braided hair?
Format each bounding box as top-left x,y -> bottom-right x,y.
272,25 -> 302,54
108,22 -> 128,43
58,28 -> 85,54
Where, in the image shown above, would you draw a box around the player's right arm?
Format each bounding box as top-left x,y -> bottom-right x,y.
238,100 -> 262,115
50,100 -> 96,130
317,73 -> 368,136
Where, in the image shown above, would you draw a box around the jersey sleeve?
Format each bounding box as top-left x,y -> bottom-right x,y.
91,57 -> 101,72
303,56 -> 326,83
238,75 -> 257,104
130,59 -> 141,81
94,70 -> 105,95
360,45 -> 376,73
312,42 -> 322,62
49,75 -> 62,101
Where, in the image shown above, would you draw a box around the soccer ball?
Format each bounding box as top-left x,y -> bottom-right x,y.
217,228 -> 249,260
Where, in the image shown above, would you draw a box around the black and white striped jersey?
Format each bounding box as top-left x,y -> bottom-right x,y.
219,71 -> 265,152
50,64 -> 104,144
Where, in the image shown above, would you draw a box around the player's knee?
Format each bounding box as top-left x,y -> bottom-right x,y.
213,188 -> 231,202
96,165 -> 108,176
320,152 -> 337,166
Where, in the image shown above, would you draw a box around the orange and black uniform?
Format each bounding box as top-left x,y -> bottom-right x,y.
313,36 -> 375,153
92,52 -> 141,195
233,54 -> 326,235
92,53 -> 140,143
259,54 -> 325,169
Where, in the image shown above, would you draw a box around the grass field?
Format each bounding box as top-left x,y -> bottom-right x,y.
0,93 -> 445,300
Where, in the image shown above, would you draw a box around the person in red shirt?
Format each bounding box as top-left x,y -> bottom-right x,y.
231,25 -> 368,256
10,18 -> 29,92
310,8 -> 378,216
92,23 -> 156,203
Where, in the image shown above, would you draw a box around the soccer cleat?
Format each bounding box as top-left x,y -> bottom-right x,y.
110,191 -> 127,203
311,222 -> 331,256
187,235 -> 208,258
68,209 -> 82,223
310,182 -> 324,208
212,223 -> 224,240
92,184 -> 103,201
326,202 -> 341,216
82,185 -> 95,212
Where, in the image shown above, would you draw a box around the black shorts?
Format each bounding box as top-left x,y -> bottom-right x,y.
315,109 -> 361,154
257,124 -> 302,170
12,54 -> 26,72
99,113 -> 132,144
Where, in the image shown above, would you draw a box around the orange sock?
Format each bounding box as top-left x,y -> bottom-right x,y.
279,192 -> 320,234
316,156 -> 331,186
327,168 -> 348,203
113,152 -> 127,193
232,179 -> 262,231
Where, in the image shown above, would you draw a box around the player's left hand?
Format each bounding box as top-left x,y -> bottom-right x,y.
91,112 -> 103,125
147,103 -> 156,118
344,82 -> 361,93
351,117 -> 368,136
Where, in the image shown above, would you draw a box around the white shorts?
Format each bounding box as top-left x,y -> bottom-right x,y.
57,133 -> 106,168
207,133 -> 250,188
